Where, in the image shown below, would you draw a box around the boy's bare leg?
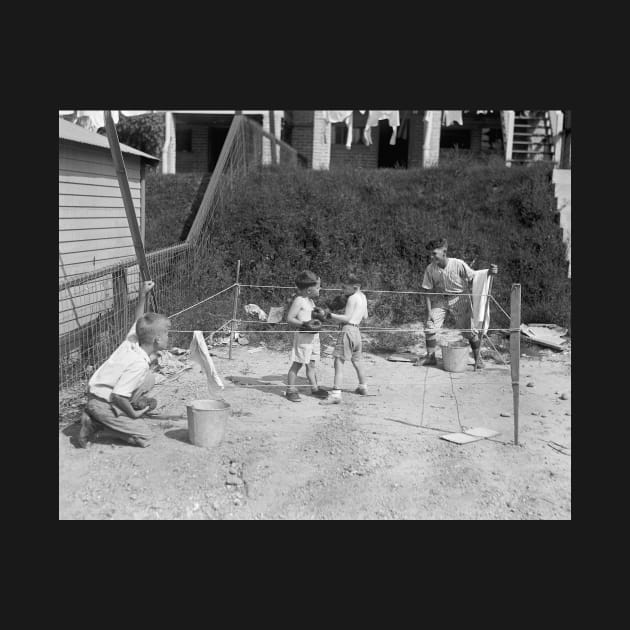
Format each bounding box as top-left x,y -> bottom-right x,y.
286,362 -> 303,401
352,359 -> 368,394
333,357 -> 344,390
306,361 -> 328,398
305,361 -> 318,389
321,358 -> 344,404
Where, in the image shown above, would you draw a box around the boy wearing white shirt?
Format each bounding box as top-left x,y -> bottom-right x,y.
78,281 -> 170,448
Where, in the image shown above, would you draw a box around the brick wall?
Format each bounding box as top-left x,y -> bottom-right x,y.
330,142 -> 378,168
176,124 -> 208,172
407,111 -> 425,168
329,111 -> 427,170
287,110 -> 314,167
286,110 -> 432,169
329,110 -> 376,169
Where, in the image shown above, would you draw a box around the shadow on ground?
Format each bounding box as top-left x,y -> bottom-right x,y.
225,374 -> 331,399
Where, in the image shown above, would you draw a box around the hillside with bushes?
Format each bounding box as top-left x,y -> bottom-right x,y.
147,159 -> 570,330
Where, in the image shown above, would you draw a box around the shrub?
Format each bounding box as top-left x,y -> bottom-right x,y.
114,112 -> 165,159
151,159 -> 571,333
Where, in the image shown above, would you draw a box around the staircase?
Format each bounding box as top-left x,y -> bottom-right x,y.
510,111 -> 556,165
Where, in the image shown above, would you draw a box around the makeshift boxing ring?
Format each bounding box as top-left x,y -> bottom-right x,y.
166,261 -> 524,445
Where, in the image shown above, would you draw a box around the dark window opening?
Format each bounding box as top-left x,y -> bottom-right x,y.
440,128 -> 471,149
176,127 -> 192,152
331,122 -> 363,145
377,118 -> 409,168
208,126 -> 229,171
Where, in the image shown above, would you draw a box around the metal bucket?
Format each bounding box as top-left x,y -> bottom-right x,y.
186,399 -> 230,448
440,342 -> 470,373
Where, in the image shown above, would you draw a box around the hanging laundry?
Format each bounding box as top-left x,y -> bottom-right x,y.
470,269 -> 491,334
321,111 -> 354,149
442,110 -> 464,126
189,331 -> 224,396
244,303 -> 268,321
397,117 -> 409,140
267,306 -> 285,324
363,111 -> 400,146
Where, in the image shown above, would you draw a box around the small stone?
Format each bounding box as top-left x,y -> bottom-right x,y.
526,382 -> 534,388
540,414 -> 547,418
500,412 -> 511,418
560,392 -> 569,400
531,411 -> 539,416
565,412 -> 571,416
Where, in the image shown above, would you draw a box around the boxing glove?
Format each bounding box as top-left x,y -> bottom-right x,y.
311,306 -> 331,321
300,319 -> 323,332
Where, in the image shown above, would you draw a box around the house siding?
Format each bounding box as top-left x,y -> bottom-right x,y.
59,140 -> 145,336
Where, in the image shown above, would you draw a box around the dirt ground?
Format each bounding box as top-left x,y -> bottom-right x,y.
59,336 -> 571,520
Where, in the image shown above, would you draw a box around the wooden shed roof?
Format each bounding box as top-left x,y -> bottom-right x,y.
59,118 -> 160,162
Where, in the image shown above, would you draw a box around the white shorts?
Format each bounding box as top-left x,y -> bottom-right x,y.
290,332 -> 320,364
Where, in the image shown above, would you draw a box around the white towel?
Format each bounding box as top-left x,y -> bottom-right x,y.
244,303 -> 267,321
470,270 -> 491,334
321,110 -> 354,148
364,111 -> 400,146
443,110 -> 463,126
189,331 -> 224,395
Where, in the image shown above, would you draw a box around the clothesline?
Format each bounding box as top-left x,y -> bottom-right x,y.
168,283 -> 236,319
169,327 -> 518,334
166,283 -> 513,325
239,284 -> 496,297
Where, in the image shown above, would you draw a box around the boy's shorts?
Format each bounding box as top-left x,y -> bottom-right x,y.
290,332 -> 320,364
333,324 -> 362,361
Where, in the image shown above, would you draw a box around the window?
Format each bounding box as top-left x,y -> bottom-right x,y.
176,127 -> 192,152
440,128 -> 471,149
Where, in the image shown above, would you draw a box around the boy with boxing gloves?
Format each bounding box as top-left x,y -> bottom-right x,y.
285,271 -> 329,402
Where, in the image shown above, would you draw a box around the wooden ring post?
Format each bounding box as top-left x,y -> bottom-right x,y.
510,284 -> 521,444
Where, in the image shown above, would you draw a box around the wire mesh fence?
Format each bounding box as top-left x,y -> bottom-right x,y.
59,115 -> 301,399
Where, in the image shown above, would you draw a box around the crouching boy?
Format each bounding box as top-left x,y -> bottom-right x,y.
78,280 -> 170,448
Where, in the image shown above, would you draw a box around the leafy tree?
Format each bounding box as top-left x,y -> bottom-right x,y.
97,112 -> 165,158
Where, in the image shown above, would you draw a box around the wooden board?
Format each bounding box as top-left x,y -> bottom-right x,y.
440,433 -> 484,444
465,427 -> 499,438
520,324 -> 566,351
387,352 -> 417,362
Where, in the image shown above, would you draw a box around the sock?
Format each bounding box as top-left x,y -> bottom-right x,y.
331,389 -> 342,399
